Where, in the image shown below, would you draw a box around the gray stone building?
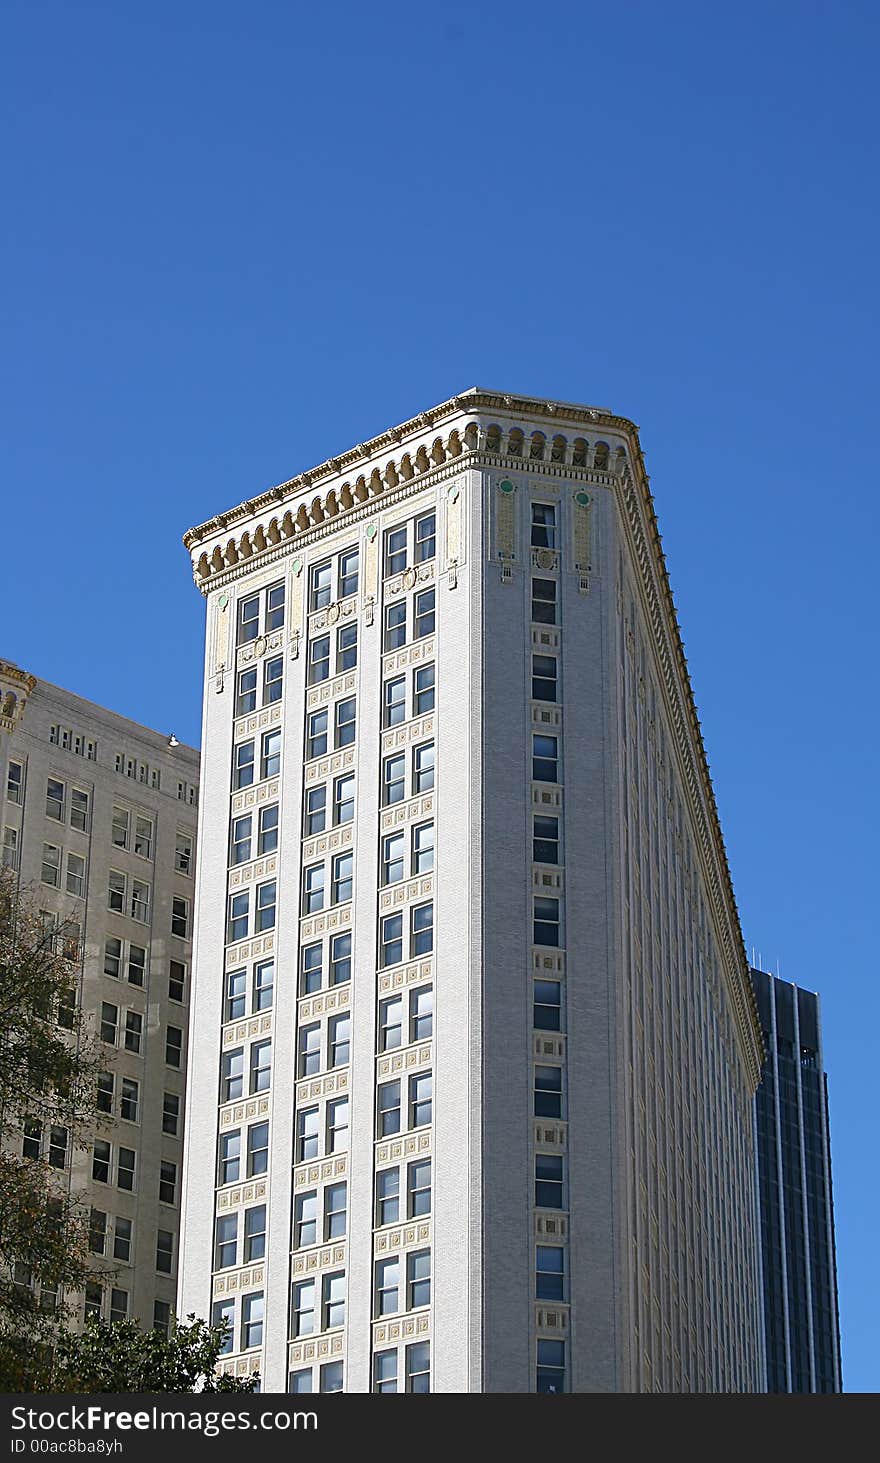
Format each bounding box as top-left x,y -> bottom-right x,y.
0,661 -> 199,1333
179,389 -> 765,1392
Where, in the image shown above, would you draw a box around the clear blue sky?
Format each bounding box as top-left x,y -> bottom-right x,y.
2,0 -> 877,1391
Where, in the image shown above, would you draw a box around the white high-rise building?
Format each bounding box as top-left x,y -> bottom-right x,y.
179,390 -> 764,1393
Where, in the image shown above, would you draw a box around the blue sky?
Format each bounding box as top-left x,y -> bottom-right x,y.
2,1 -> 877,1390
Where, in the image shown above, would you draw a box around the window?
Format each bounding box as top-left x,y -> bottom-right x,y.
293,1281 -> 315,1338
162,1093 -> 180,1136
414,587 -> 435,639
70,788 -> 90,832
381,913 -> 403,967
309,634 -> 331,685
536,1245 -> 565,1301
258,804 -> 278,854
303,863 -> 324,914
307,710 -> 328,759
295,1192 -> 317,1248
533,734 -> 559,783
219,1131 -> 241,1185
335,697 -> 356,748
535,1154 -> 564,1208
534,815 -> 559,864
383,753 -> 405,805
534,897 -> 560,947
48,1126 -> 68,1169
299,1023 -> 321,1077
2,826 -> 18,871
331,852 -> 353,904
384,676 -> 405,728
408,1158 -> 432,1218
156,1229 -> 174,1275
329,1013 -> 350,1067
301,943 -> 322,994
117,1147 -> 136,1192
531,502 -> 557,549
537,1339 -> 566,1393
244,1205 -> 266,1262
128,944 -> 147,987
410,986 -> 433,1041
266,581 -> 285,631
238,593 -> 260,645
296,1108 -> 318,1162
337,622 -> 357,671
407,1250 -> 431,1309
92,1141 -> 111,1184
96,1073 -> 114,1114
327,1098 -> 348,1152
248,1121 -> 269,1176
134,816 -> 153,859
166,1025 -> 183,1068
330,932 -> 351,985
386,526 -> 407,576
411,902 -> 433,956
159,1159 -> 177,1205
321,1362 -> 343,1393
253,959 -> 274,1011
175,831 -> 193,875
237,667 -> 258,717
213,1299 -> 235,1354
103,938 -> 120,979
339,548 -> 359,599
112,807 -> 130,848
376,1168 -> 399,1226
416,511 -> 436,562
46,777 -> 65,821
414,664 -> 435,715
379,996 -> 404,1052
66,851 -> 85,897
7,761 -> 23,804
42,843 -> 61,888
333,773 -> 354,825
382,832 -> 405,886
311,560 -> 332,610
414,742 -> 434,793
171,896 -> 189,938
226,969 -> 246,1021
131,878 -> 151,922
377,1081 -> 401,1137
84,1283 -> 103,1320
250,1040 -> 272,1093
153,1300 -> 172,1336
384,602 -> 407,651
412,822 -> 434,875
229,891 -> 249,941
374,1350 -> 398,1393
222,1049 -> 244,1103
410,1072 -> 432,1128
534,979 -> 562,1031
89,1210 -> 107,1255
532,654 -> 558,702
263,655 -> 283,704
261,730 -> 281,780
304,785 -> 326,837
100,1002 -> 118,1045
255,880 -> 276,932
406,1341 -> 430,1393
120,1076 -> 139,1121
324,1182 -> 347,1240
535,1066 -> 563,1118
376,1258 -> 399,1316
109,1289 -> 129,1323
234,741 -> 255,790
114,1218 -> 132,1263
242,1293 -> 264,1349
168,959 -> 186,1003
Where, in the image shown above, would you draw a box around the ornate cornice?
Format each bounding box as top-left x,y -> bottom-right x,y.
0,660 -> 37,732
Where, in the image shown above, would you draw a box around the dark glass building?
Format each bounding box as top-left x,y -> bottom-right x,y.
752,968 -> 842,1392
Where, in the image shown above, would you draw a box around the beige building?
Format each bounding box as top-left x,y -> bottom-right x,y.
179,389 -> 765,1392
0,661 -> 199,1333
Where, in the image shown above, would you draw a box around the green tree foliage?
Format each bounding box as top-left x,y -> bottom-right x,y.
51,1314 -> 258,1393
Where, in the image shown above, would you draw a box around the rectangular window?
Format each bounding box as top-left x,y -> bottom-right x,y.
84,1283 -> 103,1320
536,1245 -> 565,1300
412,822 -> 434,875
386,526 -> 407,576
537,1339 -> 566,1393
299,1023 -> 321,1077
376,1168 -> 400,1226
159,1159 -> 177,1205
337,622 -> 357,671
382,832 -> 405,886
301,942 -> 322,994
327,1097 -> 348,1152
171,895 -> 189,938
535,1154 -> 564,1208
253,959 -> 274,1012
120,1076 -> 139,1121
534,978 -> 562,1031
295,1191 -> 317,1248
533,734 -> 559,783
330,932 -> 351,986
411,902 -> 433,956
324,1181 -> 347,1240
237,667 -> 258,716
408,1158 -> 432,1218
156,1229 -> 174,1275
2,826 -> 18,871
130,879 -> 151,922
298,1108 -> 319,1162
100,1002 -> 118,1045
329,1013 -> 350,1068
531,502 -> 557,549
331,852 -> 352,904
533,815 -> 559,864
406,1341 -> 430,1393
70,788 -> 90,832
168,959 -> 186,1003
407,1249 -> 431,1309
414,587 -> 435,639
410,986 -> 433,1042
234,741 -> 255,790
383,753 -> 405,805
255,880 -> 276,932
96,1073 -> 114,1114
213,1299 -> 235,1355
42,843 -> 61,888
263,655 -> 283,704
303,864 -> 324,914
66,851 -> 85,897
117,1147 -> 136,1192
266,581 -> 285,632
242,1293 -> 264,1349
335,697 -> 356,748
321,1362 -> 343,1393
244,1205 -> 266,1262
381,913 -> 403,968
532,577 -> 557,624
376,1257 -> 400,1316
46,777 -> 65,821
377,1081 -> 400,1137
261,730 -> 281,780
175,831 -> 193,875
333,773 -> 354,824
228,891 -> 249,942
305,786 -> 326,836
166,1025 -> 183,1069
532,654 -> 558,702
410,1071 -> 432,1128
127,944 -> 146,986
248,1121 -> 269,1176
238,594 -> 260,644
414,742 -> 434,793
162,1092 -> 180,1136
307,710 -> 328,759
219,1130 -> 241,1185
7,761 -> 23,804
414,664 -> 435,715
309,634 -> 331,685
293,1281 -> 315,1338
92,1141 -> 111,1184
113,1217 -> 133,1262
153,1300 -> 171,1336
226,968 -> 246,1021
415,511 -> 436,562
250,1040 -> 272,1093
89,1210 -> 107,1255
258,803 -> 278,854
374,1350 -> 398,1393
534,897 -> 560,947
535,1065 -> 563,1118
379,996 -> 404,1052
339,548 -> 359,599
231,814 -> 252,867
109,1289 -> 129,1324
134,816 -> 153,859
384,602 -> 407,652
222,1049 -> 244,1103
311,561 -> 332,611
123,1010 -> 143,1055
48,1125 -> 68,1169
